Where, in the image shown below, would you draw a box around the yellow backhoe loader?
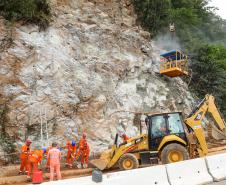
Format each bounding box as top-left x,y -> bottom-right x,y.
90,94 -> 226,170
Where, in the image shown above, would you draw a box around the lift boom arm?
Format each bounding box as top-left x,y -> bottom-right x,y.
185,94 -> 226,156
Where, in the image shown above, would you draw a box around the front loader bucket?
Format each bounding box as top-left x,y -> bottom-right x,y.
210,123 -> 226,140
90,158 -> 109,170
90,149 -> 112,170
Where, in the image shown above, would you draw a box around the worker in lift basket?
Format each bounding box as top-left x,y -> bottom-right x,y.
77,133 -> 90,168
19,139 -> 32,175
47,142 -> 62,181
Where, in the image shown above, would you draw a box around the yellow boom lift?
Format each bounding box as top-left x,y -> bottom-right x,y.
90,94 -> 226,170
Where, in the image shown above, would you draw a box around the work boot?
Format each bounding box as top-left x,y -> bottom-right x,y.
45,167 -> 50,172
77,163 -> 82,169
74,161 -> 78,169
26,176 -> 31,182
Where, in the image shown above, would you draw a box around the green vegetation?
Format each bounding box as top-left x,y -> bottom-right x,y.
191,45 -> 226,113
132,0 -> 226,114
0,104 -> 16,163
0,0 -> 51,29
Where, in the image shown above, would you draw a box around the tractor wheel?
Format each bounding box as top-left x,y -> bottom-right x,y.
161,143 -> 189,164
118,153 -> 139,170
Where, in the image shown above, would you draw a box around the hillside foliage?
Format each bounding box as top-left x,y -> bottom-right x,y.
132,0 -> 226,114
0,0 -> 51,29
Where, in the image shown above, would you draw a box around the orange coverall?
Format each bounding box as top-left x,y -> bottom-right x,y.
45,147 -> 52,169
27,150 -> 43,177
66,142 -> 77,167
77,138 -> 90,166
48,148 -> 62,181
20,145 -> 30,172
122,134 -> 129,142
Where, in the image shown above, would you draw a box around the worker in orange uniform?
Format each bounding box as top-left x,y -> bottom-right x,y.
45,146 -> 52,171
65,140 -> 77,168
121,133 -> 130,142
77,133 -> 90,168
48,142 -> 62,181
27,148 -> 46,179
19,139 -> 32,174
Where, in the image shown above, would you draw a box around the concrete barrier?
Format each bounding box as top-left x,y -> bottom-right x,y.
205,153 -> 226,181
166,158 -> 213,185
43,156 -> 226,185
103,165 -> 170,185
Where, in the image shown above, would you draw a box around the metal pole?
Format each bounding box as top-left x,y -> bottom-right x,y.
40,109 -> 43,147
45,107 -> 49,146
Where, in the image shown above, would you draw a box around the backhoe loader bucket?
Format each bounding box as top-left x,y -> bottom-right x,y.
90,158 -> 109,170
90,149 -> 112,170
209,122 -> 226,140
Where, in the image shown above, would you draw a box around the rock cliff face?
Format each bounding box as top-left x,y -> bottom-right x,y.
0,0 -> 194,156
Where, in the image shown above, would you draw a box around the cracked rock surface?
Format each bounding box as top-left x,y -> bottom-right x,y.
0,0 -> 195,156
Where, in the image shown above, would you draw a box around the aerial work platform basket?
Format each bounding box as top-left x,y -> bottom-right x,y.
160,50 -> 188,78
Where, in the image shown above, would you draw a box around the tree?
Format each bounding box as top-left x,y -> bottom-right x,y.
132,0 -> 171,35
190,44 -> 226,114
132,0 -> 226,114
0,0 -> 51,29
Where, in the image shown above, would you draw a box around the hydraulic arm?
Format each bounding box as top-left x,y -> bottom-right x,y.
185,94 -> 226,156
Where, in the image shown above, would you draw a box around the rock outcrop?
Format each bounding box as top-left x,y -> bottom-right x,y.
0,0 -> 195,156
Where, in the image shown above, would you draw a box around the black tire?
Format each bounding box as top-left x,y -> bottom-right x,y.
161,143 -> 189,164
118,153 -> 139,170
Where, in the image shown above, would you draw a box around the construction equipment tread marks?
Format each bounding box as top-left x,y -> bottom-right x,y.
118,153 -> 139,170
161,143 -> 189,164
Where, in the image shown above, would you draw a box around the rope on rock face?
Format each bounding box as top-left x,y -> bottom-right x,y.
109,110 -> 161,118
44,107 -> 49,147
1,151 -> 20,165
3,152 -> 20,156
178,68 -> 193,103
40,109 -> 43,147
187,69 -> 193,87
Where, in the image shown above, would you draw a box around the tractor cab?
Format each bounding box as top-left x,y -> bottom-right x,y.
160,50 -> 189,77
145,112 -> 189,163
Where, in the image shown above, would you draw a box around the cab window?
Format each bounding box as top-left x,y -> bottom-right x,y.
168,113 -> 184,134
151,115 -> 167,138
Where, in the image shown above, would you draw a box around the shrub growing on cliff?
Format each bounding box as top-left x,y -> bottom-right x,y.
0,0 -> 51,29
0,104 -> 16,163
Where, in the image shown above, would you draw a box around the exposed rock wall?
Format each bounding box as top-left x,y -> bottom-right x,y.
0,0 -> 195,156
